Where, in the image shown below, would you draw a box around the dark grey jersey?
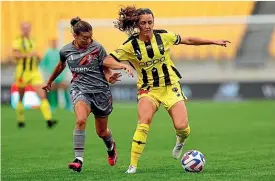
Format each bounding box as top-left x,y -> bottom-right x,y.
59,40 -> 109,93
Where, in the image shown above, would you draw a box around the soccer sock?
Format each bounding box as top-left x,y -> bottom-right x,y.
74,129 -> 86,160
130,123 -> 150,167
40,99 -> 52,121
48,91 -> 58,110
175,125 -> 191,144
101,129 -> 114,151
16,101 -> 24,123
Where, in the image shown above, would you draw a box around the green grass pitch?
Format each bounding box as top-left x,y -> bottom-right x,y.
1,100 -> 275,181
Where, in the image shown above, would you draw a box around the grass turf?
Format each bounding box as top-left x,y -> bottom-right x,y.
1,100 -> 275,181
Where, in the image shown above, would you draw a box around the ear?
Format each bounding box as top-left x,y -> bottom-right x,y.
73,33 -> 77,39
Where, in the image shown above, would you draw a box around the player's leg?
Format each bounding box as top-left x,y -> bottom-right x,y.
94,116 -> 117,166
47,83 -> 58,111
162,83 -> 190,160
92,90 -> 117,166
57,82 -> 72,111
33,84 -> 57,128
16,87 -> 25,128
169,101 -> 190,159
126,91 -> 159,174
32,70 -> 57,128
15,70 -> 31,128
68,100 -> 91,172
15,71 -> 28,128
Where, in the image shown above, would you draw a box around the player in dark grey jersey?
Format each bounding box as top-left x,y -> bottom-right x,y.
42,17 -> 133,172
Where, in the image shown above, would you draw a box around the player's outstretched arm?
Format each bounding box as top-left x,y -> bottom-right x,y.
42,61 -> 66,92
103,56 -> 134,77
103,55 -> 126,70
180,36 -> 231,47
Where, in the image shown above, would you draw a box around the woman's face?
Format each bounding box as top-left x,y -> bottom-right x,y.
138,14 -> 154,37
74,31 -> 92,49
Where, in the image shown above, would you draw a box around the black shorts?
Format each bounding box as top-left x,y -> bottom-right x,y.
70,88 -> 113,117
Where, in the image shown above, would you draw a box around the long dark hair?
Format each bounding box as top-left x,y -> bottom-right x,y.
114,6 -> 154,35
70,16 -> 92,35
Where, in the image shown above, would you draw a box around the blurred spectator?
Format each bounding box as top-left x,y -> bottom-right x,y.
40,39 -> 72,111
12,21 -> 58,128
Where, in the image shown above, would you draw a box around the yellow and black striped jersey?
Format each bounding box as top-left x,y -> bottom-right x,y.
12,36 -> 38,73
110,30 -> 182,89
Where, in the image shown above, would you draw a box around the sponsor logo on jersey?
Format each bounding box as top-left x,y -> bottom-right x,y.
138,56 -> 166,67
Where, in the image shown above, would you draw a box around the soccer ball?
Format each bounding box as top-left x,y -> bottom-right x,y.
181,150 -> 206,173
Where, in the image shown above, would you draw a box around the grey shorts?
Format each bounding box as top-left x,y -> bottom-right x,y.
70,88 -> 113,117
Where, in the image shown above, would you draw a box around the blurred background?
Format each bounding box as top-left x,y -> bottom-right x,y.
1,1 -> 275,106
1,2 -> 275,180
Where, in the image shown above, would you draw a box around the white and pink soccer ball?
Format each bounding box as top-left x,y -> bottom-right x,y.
181,150 -> 206,173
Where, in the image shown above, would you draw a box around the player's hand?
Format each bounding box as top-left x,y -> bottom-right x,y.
213,40 -> 231,47
29,51 -> 37,56
42,82 -> 52,92
29,51 -> 40,58
122,64 -> 134,77
108,72 -> 122,84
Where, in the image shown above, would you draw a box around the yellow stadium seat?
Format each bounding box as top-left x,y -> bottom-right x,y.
158,24 -> 247,61
1,1 -> 255,63
269,30 -> 275,59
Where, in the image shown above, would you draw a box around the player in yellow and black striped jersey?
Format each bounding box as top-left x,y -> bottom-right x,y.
110,29 -> 182,89
103,6 -> 230,173
12,22 -> 57,129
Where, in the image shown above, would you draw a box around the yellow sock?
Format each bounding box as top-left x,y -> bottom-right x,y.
130,123 -> 150,167
176,125 -> 191,144
16,101 -> 24,123
40,99 -> 52,121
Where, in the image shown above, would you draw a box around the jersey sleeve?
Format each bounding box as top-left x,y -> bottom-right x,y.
98,45 -> 108,66
109,43 -> 132,62
59,49 -> 67,62
12,39 -> 21,50
163,31 -> 181,46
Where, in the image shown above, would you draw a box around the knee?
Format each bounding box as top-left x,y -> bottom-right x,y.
138,114 -> 153,125
76,117 -> 88,129
96,128 -> 108,138
174,115 -> 189,130
175,121 -> 189,130
138,98 -> 157,125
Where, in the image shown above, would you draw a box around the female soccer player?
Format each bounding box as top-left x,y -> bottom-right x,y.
103,7 -> 231,173
42,17 -> 132,172
12,21 -> 57,128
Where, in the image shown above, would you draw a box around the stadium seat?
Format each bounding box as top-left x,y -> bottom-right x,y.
269,30 -> 275,59
159,24 -> 247,61
1,1 -> 255,63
